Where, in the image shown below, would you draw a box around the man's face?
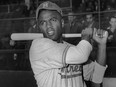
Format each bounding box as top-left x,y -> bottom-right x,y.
30,19 -> 36,26
110,17 -> 116,29
86,14 -> 93,24
68,15 -> 74,22
68,13 -> 75,22
38,10 -> 63,42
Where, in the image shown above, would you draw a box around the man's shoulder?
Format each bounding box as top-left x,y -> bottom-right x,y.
32,38 -> 53,46
30,38 -> 56,54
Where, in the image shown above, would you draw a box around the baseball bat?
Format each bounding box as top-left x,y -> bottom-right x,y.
11,33 -> 81,40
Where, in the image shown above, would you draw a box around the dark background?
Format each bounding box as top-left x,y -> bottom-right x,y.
0,1 -> 116,87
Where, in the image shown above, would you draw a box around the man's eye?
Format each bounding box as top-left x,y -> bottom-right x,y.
51,18 -> 57,22
39,21 -> 45,25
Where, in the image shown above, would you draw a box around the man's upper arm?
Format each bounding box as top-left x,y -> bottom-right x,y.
66,40 -> 92,64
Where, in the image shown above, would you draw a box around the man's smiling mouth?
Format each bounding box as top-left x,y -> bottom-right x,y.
47,28 -> 55,36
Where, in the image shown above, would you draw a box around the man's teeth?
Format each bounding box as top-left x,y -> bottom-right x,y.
48,31 -> 54,35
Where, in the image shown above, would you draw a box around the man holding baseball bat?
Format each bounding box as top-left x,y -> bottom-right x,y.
29,1 -> 108,87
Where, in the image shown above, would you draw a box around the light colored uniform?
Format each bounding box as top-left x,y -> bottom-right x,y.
29,38 -> 107,87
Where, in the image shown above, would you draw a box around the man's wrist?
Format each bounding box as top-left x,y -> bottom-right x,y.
98,44 -> 106,48
82,36 -> 91,44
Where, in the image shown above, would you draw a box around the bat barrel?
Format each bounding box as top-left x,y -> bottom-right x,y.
11,33 -> 81,40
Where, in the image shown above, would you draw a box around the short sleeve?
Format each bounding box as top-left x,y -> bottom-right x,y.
83,61 -> 107,83
91,61 -> 107,83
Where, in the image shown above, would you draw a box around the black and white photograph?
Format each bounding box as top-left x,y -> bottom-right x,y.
0,0 -> 116,87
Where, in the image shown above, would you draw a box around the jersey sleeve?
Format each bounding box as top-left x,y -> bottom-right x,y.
83,61 -> 107,83
66,40 -> 92,64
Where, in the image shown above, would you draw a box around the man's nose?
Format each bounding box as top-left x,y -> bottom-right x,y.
46,21 -> 52,28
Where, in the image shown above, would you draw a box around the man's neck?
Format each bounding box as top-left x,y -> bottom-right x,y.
56,37 -> 63,43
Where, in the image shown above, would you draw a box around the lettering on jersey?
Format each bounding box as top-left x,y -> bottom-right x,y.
59,65 -> 82,79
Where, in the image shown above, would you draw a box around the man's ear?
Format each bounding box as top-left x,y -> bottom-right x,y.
36,21 -> 42,33
61,19 -> 64,28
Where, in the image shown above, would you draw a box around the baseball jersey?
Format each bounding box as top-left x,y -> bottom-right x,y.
29,38 -> 107,87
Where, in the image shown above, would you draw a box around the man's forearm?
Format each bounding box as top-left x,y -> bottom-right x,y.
96,44 -> 106,66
